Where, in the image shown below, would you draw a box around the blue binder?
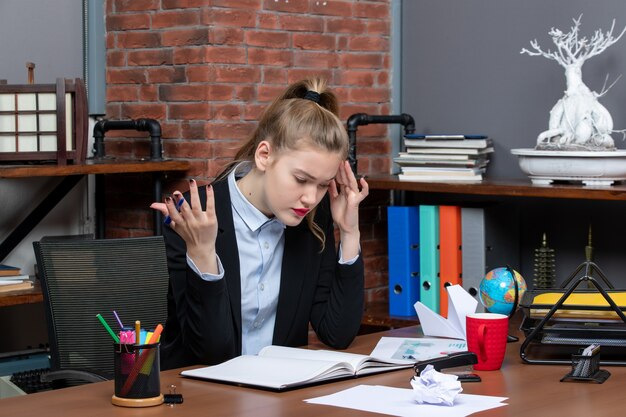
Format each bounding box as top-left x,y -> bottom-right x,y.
387,206 -> 420,316
419,205 -> 440,312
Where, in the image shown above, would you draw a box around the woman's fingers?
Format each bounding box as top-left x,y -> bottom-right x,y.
189,179 -> 202,212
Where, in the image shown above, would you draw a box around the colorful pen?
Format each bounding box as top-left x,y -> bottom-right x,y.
96,313 -> 120,343
120,324 -> 164,396
164,197 -> 185,225
112,310 -> 124,329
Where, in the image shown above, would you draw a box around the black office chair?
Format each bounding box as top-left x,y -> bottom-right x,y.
32,236 -> 169,387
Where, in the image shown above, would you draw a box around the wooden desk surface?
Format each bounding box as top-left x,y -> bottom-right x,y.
2,325 -> 624,416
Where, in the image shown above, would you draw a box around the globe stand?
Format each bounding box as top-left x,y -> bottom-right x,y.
506,265 -> 520,343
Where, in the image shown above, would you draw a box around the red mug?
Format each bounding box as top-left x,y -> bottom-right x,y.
466,313 -> 508,371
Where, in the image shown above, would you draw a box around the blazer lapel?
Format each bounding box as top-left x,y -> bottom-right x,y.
273,224 -> 311,343
212,180 -> 242,344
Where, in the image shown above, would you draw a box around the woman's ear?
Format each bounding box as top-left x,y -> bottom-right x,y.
254,140 -> 272,172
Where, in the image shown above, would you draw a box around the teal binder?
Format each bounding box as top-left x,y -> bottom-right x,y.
419,205 -> 440,312
387,206 -> 420,316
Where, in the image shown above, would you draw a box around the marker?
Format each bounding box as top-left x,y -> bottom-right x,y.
164,197 -> 185,225
120,324 -> 164,396
135,320 -> 141,346
112,310 -> 124,329
96,313 -> 120,343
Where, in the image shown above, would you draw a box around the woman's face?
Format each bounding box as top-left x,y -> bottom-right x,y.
260,143 -> 342,226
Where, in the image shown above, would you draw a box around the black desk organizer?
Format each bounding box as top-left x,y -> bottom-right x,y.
519,259 -> 626,366
560,347 -> 610,383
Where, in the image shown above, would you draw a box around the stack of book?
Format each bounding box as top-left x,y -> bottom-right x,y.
394,134 -> 493,181
0,264 -> 32,293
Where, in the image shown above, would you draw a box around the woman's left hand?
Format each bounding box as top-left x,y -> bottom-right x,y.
329,161 -> 369,258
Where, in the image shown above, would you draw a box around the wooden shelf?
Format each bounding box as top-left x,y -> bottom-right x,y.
0,158 -> 190,178
0,280 -> 42,308
366,175 -> 626,201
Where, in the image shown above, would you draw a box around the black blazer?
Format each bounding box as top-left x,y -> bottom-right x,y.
160,178 -> 364,370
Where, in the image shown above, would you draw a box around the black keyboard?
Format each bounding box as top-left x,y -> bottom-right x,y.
10,368 -> 53,394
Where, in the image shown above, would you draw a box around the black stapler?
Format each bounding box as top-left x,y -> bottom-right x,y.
413,352 -> 481,382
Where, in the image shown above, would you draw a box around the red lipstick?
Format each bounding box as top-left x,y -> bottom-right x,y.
293,208 -> 310,217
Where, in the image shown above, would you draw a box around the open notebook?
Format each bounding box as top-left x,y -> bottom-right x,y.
180,345 -> 413,391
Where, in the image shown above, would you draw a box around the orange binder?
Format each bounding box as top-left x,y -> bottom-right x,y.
439,205 -> 462,317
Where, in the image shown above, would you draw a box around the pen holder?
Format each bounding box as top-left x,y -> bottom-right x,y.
560,348 -> 610,384
112,343 -> 164,407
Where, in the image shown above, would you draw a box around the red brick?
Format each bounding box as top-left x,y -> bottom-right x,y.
139,85 -> 158,101
213,104 -> 242,120
354,2 -> 388,19
205,47 -> 247,64
263,0 -> 307,13
278,14 -> 324,32
202,9 -> 256,27
186,65 -> 216,82
106,13 -> 151,31
107,85 -> 139,102
357,138 -> 390,154
121,103 -> 167,119
209,84 -> 235,101
257,85 -> 288,102
107,68 -> 147,84
107,51 -> 126,67
152,10 -> 200,28
160,84 -> 210,101
215,66 -> 261,83
311,0 -> 353,16
206,122 -> 254,140
243,103 -> 265,120
337,70 -> 375,86
147,67 -> 187,83
294,51 -> 338,68
339,53 -> 384,69
348,36 -> 389,52
326,18 -> 367,34
168,103 -> 212,120
367,19 -> 390,36
293,33 -> 336,50
173,46 -> 206,64
180,122 -> 207,139
234,85 -> 255,101
117,32 -> 161,49
248,48 -> 293,66
161,122 -> 182,139
128,49 -> 174,66
263,68 -> 288,84
244,31 -> 290,48
208,27 -> 245,45
211,0 -> 261,9
165,140 -> 213,158
212,141 -> 240,159
162,28 -> 209,46
113,0 -> 159,12
349,87 -> 389,103
106,103 -> 122,119
162,0 -> 210,9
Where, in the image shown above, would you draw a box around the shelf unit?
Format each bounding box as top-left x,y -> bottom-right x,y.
364,175 -> 626,327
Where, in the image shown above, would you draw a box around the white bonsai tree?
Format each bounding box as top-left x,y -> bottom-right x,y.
521,16 -> 626,150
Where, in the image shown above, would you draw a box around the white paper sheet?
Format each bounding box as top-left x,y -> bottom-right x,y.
370,337 -> 467,362
305,384 -> 508,417
414,285 -> 478,340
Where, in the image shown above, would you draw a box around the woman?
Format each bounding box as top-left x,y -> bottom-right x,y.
151,78 -> 369,369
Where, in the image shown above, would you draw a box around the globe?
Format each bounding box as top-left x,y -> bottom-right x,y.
479,267 -> 527,316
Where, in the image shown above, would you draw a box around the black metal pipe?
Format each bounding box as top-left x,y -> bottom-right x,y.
346,113 -> 416,174
92,118 -> 163,160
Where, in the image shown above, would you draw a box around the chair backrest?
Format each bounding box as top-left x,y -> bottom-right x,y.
33,236 -> 169,377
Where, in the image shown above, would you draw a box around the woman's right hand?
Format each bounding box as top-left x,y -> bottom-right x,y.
150,179 -> 219,274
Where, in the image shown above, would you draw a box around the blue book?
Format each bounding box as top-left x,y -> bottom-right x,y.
405,134 -> 488,139
419,205 -> 440,312
387,206 -> 420,317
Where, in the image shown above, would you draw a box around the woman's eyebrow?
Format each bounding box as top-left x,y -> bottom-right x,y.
295,169 -> 335,182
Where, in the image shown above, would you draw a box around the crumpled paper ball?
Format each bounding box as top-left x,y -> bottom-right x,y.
410,364 -> 463,406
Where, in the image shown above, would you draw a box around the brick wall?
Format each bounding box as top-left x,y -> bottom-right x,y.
104,0 -> 392,307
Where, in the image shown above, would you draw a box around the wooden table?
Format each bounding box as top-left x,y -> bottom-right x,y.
2,324 -> 624,416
